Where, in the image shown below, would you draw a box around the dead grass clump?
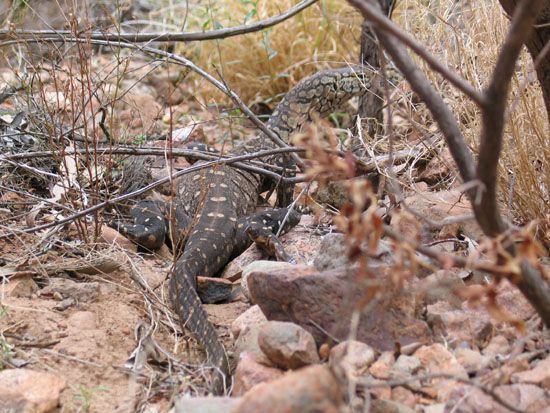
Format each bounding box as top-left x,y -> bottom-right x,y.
154,0 -> 361,104
394,0 -> 549,247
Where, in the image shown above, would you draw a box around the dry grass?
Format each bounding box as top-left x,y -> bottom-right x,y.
154,0 -> 362,103
393,0 -> 549,247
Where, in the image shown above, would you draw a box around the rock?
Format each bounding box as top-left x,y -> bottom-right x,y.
222,226 -> 322,283
455,348 -> 489,374
511,355 -> 550,388
426,300 -> 491,344
100,225 -> 137,251
370,399 -> 415,413
482,335 -> 510,358
232,365 -> 345,413
240,261 -> 296,301
248,265 -> 431,351
172,396 -> 241,413
445,383 -> 548,412
313,233 -> 352,271
0,369 -> 66,413
494,279 -> 536,321
233,324 -> 272,366
414,343 -> 468,400
401,190 -> 482,242
258,321 -> 319,370
391,386 -> 416,408
418,270 -> 465,308
313,233 -> 392,271
196,276 -> 233,304
232,352 -> 285,396
329,340 -> 375,380
370,351 -> 396,380
1,275 -> 38,298
423,404 -> 445,413
39,278 -> 100,302
390,355 -> 421,379
231,305 -> 267,340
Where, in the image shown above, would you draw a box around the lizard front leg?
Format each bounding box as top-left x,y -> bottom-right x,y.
231,207 -> 301,261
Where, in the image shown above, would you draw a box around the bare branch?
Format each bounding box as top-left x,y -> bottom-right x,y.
0,147 -> 302,240
347,0 -> 477,185
0,36 -> 306,170
0,0 -> 318,43
346,0 -> 486,106
476,0 -> 544,236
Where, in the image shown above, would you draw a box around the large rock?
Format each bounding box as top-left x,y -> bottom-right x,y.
248,265 -> 431,351
0,369 -> 66,413
258,321 -> 320,370
232,365 -> 345,413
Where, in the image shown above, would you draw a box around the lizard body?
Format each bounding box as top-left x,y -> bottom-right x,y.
117,68 -> 372,391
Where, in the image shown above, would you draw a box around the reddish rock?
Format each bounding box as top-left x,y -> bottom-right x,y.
232,352 -> 285,396
391,386 -> 417,408
446,383 -> 549,412
1,275 -> 38,298
455,348 -> 490,374
0,369 -> 66,413
414,343 -> 468,400
221,225 -> 322,282
390,355 -> 421,379
258,321 -> 320,370
370,351 -> 396,380
401,190 -> 482,242
511,356 -> 550,388
100,225 -> 137,252
483,335 -> 510,358
370,399 -> 415,413
232,365 -> 345,413
231,305 -> 267,340
426,300 -> 491,344
240,261 -> 296,301
248,265 -> 431,351
233,323 -> 272,367
329,340 -> 375,380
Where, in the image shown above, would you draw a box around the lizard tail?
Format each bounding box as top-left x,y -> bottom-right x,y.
168,264 -> 230,393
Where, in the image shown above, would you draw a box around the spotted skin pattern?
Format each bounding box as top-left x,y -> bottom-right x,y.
119,68 -> 370,392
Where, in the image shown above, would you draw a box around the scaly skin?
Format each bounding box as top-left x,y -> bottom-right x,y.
169,68 -> 372,392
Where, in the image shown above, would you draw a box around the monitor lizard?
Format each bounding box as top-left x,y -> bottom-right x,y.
115,67 -> 373,392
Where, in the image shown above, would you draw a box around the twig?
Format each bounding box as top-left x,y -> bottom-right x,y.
346,0 -> 477,186
0,147 -> 304,240
0,37 -> 305,169
0,0 -> 318,43
346,0 -> 485,106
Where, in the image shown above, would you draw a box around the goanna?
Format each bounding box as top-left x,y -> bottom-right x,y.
118,67 -> 373,392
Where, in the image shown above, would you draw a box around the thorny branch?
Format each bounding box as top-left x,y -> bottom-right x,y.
347,0 -> 550,326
